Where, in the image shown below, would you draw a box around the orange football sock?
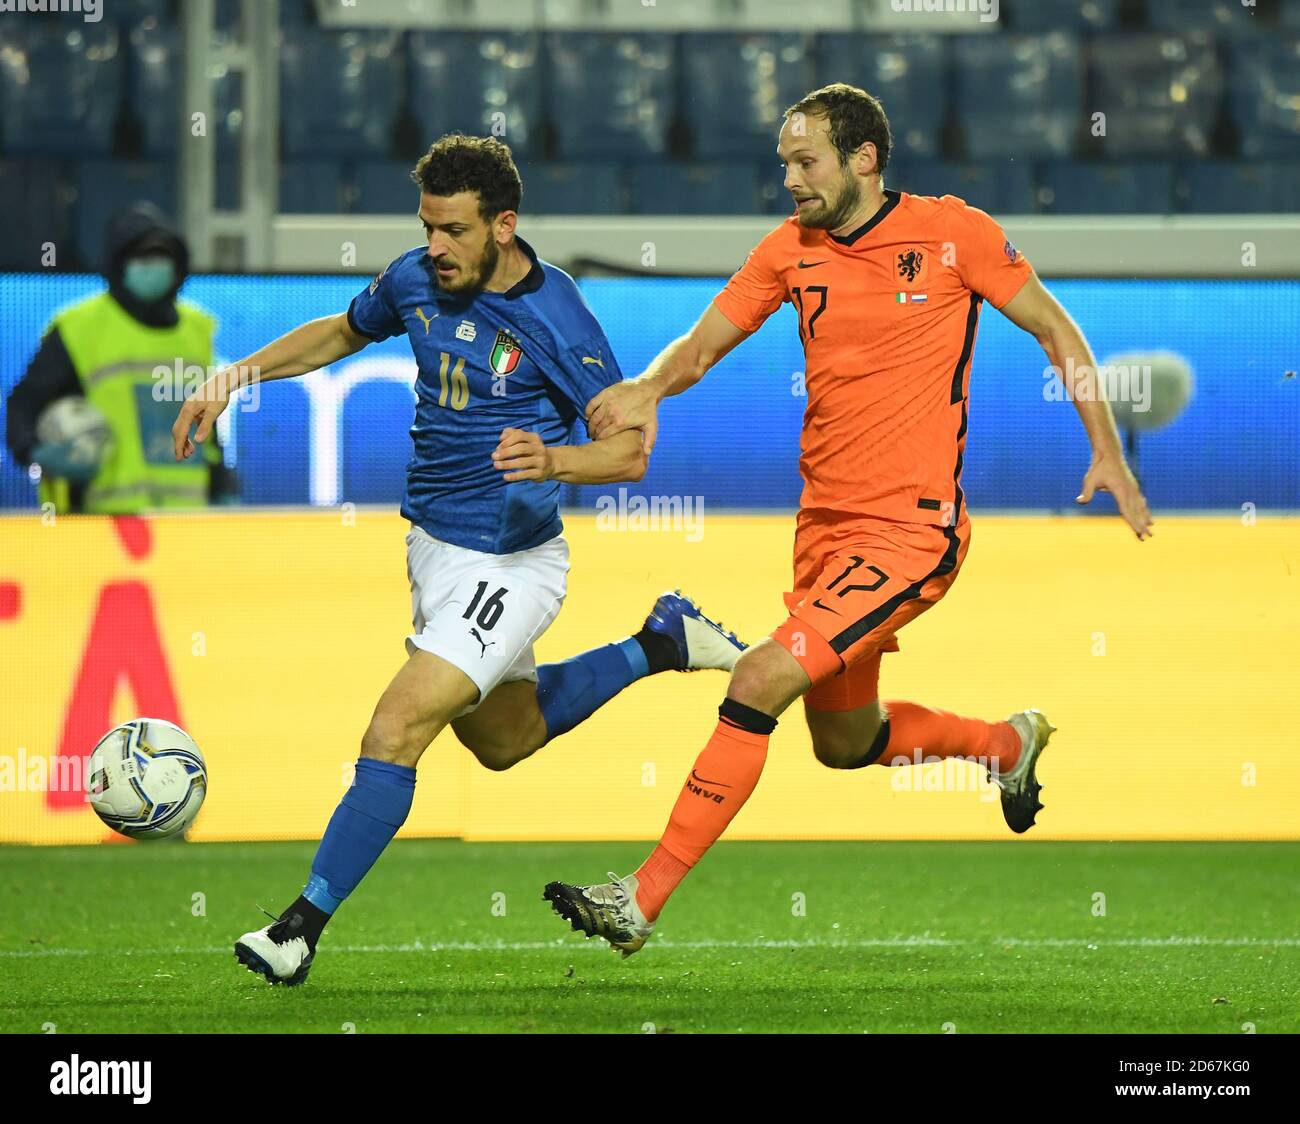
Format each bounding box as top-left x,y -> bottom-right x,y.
634,702 -> 773,921
875,701 -> 1020,773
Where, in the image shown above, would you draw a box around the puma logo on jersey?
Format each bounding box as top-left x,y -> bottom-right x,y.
581,356 -> 604,368
469,627 -> 496,658
413,307 -> 437,334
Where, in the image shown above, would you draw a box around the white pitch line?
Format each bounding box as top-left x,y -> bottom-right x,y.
1,935 -> 1298,958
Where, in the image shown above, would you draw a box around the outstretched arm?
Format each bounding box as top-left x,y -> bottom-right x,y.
999,275 -> 1154,541
585,304 -> 752,455
172,312 -> 370,460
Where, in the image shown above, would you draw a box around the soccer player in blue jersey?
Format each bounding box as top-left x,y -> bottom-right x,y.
171,135 -> 744,985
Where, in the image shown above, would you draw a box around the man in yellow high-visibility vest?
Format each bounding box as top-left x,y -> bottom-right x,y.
6,202 -> 237,513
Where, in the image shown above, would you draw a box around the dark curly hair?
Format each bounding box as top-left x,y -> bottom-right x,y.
784,83 -> 892,175
410,134 -> 523,218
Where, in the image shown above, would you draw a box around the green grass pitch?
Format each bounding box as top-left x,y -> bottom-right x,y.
1,840 -> 1296,1034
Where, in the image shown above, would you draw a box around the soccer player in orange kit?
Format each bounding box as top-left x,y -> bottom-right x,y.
543,84 -> 1155,956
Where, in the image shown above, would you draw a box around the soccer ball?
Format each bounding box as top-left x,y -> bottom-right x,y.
86,719 -> 208,840
35,396 -> 112,471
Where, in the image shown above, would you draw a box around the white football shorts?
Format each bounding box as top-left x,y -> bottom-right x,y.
404,524 -> 570,714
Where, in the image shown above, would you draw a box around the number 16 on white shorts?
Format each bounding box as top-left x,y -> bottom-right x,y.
405,525 -> 570,714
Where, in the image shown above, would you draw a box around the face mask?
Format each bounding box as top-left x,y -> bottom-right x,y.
122,257 -> 176,303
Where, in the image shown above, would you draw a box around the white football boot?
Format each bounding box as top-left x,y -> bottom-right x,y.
543,872 -> 656,958
235,915 -> 315,986
992,709 -> 1056,834
642,590 -> 746,673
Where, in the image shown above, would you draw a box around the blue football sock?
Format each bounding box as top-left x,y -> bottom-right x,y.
536,637 -> 649,741
303,757 -> 416,915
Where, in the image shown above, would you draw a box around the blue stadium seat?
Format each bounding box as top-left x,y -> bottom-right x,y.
629,163 -> 761,214
0,24 -> 122,156
680,33 -> 812,159
759,159 -> 793,214
279,160 -> 347,214
1004,0 -> 1119,31
1039,161 -> 1176,213
280,29 -> 403,158
546,33 -> 675,161
215,0 -> 313,33
0,161 -> 71,270
816,34 -> 946,160
128,22 -> 241,156
900,160 -> 1038,214
515,163 -> 626,215
353,160 -> 421,215
72,161 -> 178,270
1088,33 -> 1222,157
953,34 -> 1083,160
407,32 -> 543,160
1144,0 -> 1259,33
1179,161 -> 1299,213
1226,34 -> 1300,159
104,0 -> 173,24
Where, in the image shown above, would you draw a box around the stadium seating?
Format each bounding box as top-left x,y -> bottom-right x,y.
899,160 -> 1038,215
515,163 -> 627,215
1003,0 -> 1120,32
816,34 -> 946,160
629,162 -> 762,215
0,161 -> 71,271
953,34 -> 1084,160
279,160 -> 347,214
1225,34 -> 1300,160
279,28 -> 403,157
545,33 -> 675,160
71,160 -> 177,270
0,23 -> 123,157
0,14 -> 1296,227
353,160 -> 421,215
103,0 -> 173,25
1087,33 -> 1222,158
407,31 -> 543,160
128,22 -> 242,156
1179,160 -> 1299,213
1144,0 -> 1260,33
680,33 -> 813,159
1039,161 -> 1176,214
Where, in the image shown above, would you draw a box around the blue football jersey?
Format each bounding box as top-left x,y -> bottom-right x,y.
347,237 -> 623,553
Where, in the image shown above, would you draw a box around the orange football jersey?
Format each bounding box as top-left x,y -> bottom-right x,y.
713,190 -> 1033,527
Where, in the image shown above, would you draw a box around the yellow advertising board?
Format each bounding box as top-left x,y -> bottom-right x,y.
0,510 -> 1296,843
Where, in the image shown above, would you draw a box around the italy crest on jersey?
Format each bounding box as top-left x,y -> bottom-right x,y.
489,330 -> 524,376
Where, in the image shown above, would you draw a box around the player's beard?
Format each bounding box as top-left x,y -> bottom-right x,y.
796,170 -> 862,232
435,236 -> 500,294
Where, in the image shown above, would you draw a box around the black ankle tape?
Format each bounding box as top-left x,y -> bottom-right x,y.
632,628 -> 681,676
844,718 -> 892,769
718,697 -> 778,736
